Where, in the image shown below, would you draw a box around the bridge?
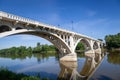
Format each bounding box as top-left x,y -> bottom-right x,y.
0,11 -> 103,61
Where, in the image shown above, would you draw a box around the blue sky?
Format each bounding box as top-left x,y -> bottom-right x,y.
0,0 -> 120,49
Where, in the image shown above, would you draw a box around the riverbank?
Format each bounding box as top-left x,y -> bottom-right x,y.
0,68 -> 49,80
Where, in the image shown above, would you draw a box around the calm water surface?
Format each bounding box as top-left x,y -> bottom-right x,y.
90,52 -> 120,80
0,52 -> 120,80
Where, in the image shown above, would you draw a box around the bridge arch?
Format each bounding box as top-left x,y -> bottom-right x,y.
0,25 -> 12,33
0,29 -> 72,54
74,38 -> 91,52
93,41 -> 99,49
16,27 -> 23,30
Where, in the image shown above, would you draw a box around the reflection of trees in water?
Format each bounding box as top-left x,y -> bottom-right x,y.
0,50 -> 58,62
32,52 -> 59,63
0,44 -> 57,60
77,52 -> 85,58
107,51 -> 120,65
0,46 -> 33,60
0,51 -> 32,60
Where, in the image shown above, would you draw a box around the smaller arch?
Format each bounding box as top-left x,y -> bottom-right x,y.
100,43 -> 103,48
0,29 -> 72,54
93,41 -> 99,49
61,35 -> 63,39
0,25 -> 12,33
74,38 -> 91,52
16,27 -> 23,30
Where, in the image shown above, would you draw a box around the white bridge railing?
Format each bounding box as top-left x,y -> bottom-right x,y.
0,11 -> 73,34
0,11 -> 39,24
0,11 -> 57,29
0,11 -> 66,31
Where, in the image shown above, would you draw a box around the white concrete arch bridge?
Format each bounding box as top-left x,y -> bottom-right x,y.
0,11 -> 103,61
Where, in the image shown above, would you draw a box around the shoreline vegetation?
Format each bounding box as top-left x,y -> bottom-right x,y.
0,43 -> 58,59
0,42 -> 57,54
105,33 -> 120,51
0,42 -> 85,57
0,68 -> 49,80
0,32 -> 120,56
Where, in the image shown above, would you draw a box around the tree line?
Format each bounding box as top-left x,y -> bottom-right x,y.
0,42 -> 85,55
0,43 -> 57,58
33,43 -> 57,53
105,33 -> 120,50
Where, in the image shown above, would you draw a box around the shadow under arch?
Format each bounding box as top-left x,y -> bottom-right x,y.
93,41 -> 99,50
0,25 -> 12,33
16,27 -> 23,30
93,41 -> 103,62
0,29 -> 72,55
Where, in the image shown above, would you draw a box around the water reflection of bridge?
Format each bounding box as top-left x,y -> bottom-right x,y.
58,52 -> 105,80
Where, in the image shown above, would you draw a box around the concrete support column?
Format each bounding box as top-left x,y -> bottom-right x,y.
85,40 -> 95,54
90,40 -> 95,53
69,35 -> 75,54
59,34 -> 61,38
65,35 -> 67,42
91,57 -> 96,68
102,52 -> 105,57
97,42 -> 102,53
12,28 -> 15,31
63,35 -> 65,41
98,53 -> 102,62
67,36 -> 69,45
60,35 -> 77,62
60,53 -> 77,62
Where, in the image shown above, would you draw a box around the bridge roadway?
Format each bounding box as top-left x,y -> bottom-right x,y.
0,11 -> 103,61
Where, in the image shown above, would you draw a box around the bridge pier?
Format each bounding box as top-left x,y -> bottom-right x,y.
95,53 -> 102,62
85,50 -> 95,54
94,48 -> 102,62
94,48 -> 101,53
60,53 -> 77,62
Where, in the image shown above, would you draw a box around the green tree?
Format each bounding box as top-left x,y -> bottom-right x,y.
21,76 -> 39,80
105,33 -> 120,49
76,42 -> 85,51
35,42 -> 42,51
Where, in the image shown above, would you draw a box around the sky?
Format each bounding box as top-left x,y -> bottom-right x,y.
0,0 -> 120,49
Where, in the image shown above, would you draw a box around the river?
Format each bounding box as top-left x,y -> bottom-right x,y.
0,52 -> 120,80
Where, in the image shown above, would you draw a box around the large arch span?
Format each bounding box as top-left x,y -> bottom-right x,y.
0,25 -> 72,55
0,24 -> 102,61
